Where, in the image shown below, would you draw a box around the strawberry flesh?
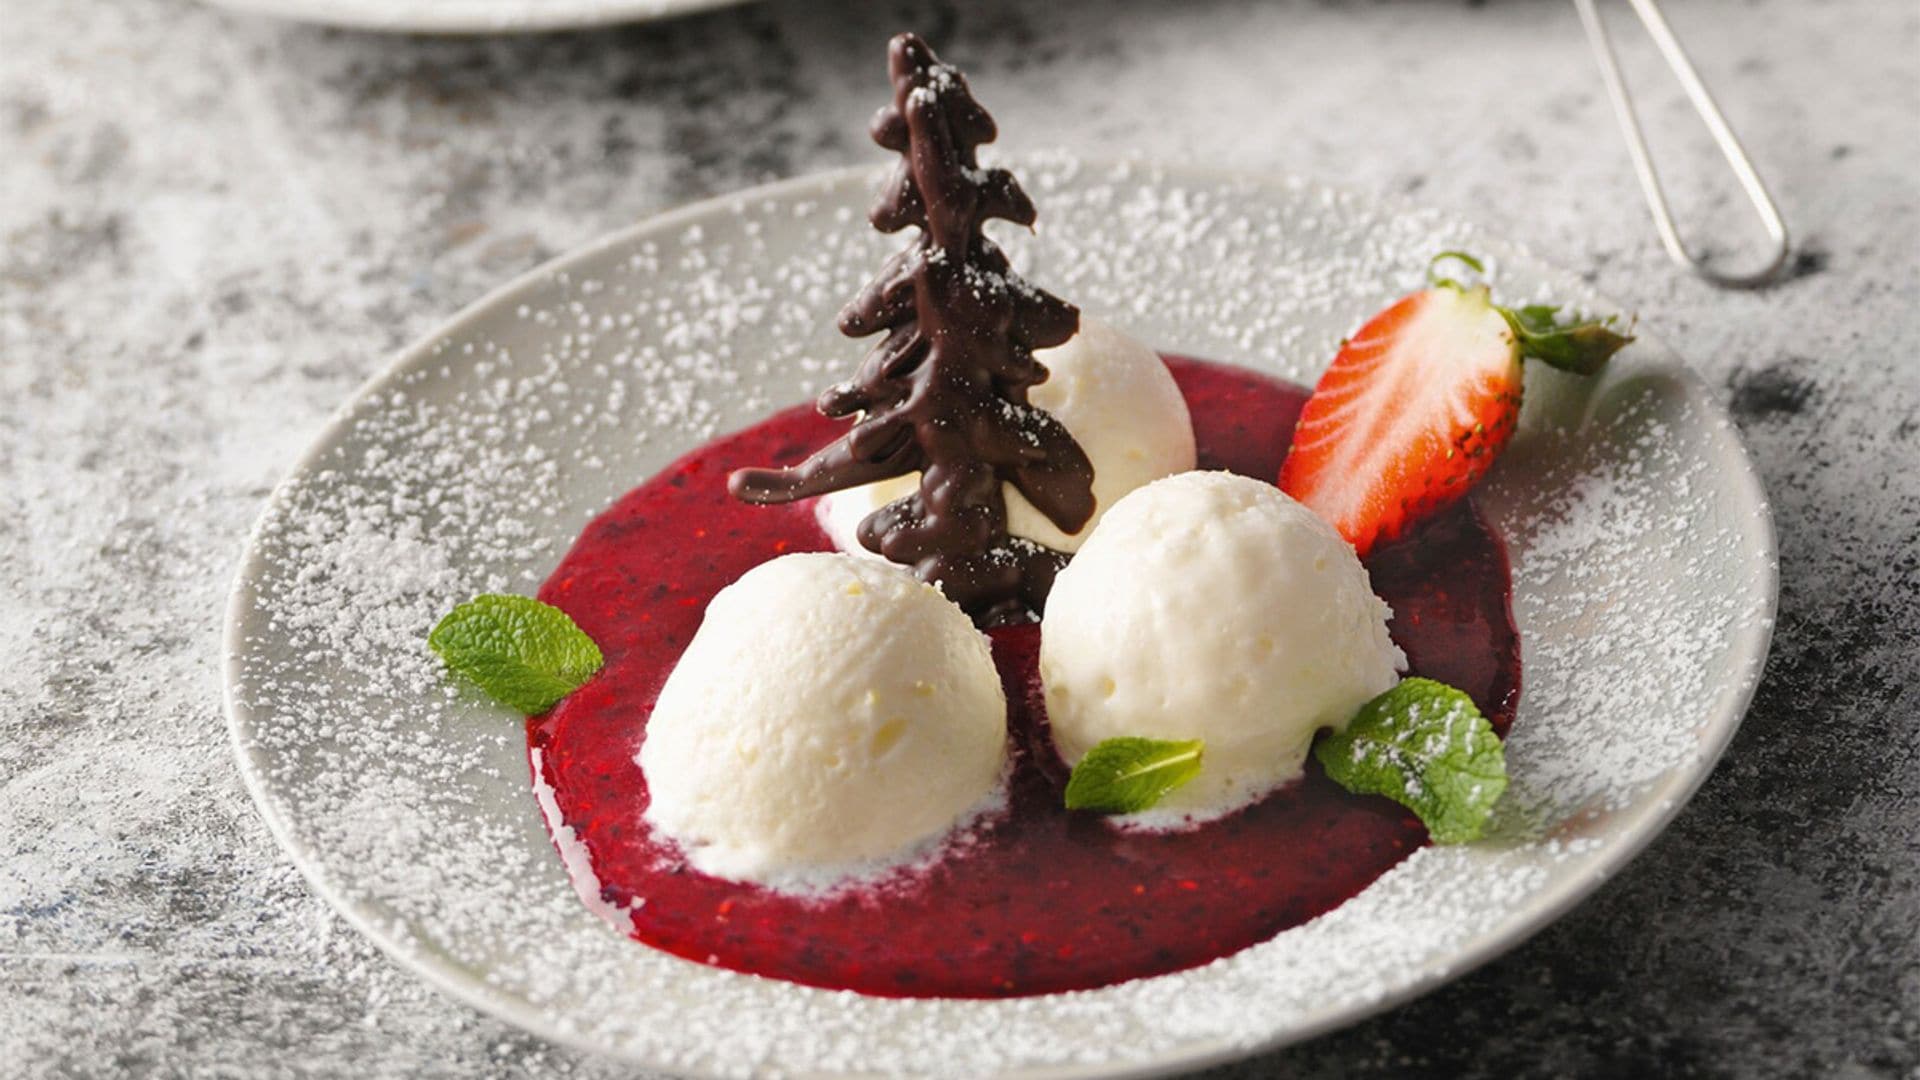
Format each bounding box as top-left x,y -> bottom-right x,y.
1279,285 -> 1524,557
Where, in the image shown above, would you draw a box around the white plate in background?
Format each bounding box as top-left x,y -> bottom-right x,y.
199,0 -> 749,34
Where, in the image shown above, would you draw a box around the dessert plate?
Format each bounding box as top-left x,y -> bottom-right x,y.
224,161 -> 1776,1078
197,0 -> 747,33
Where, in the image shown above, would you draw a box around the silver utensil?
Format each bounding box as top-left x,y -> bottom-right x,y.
1575,0 -> 1792,288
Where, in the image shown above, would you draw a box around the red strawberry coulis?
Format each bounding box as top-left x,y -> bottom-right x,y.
531,356 -> 1520,998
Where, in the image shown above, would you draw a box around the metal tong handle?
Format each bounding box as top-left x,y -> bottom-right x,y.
1574,0 -> 1791,289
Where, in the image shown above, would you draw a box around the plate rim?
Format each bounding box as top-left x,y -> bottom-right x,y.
223,162 -> 1778,1079
194,0 -> 749,34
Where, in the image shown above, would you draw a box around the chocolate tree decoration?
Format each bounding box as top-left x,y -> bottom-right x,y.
728,33 -> 1095,625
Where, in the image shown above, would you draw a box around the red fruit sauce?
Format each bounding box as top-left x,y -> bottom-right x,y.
531,357 -> 1520,998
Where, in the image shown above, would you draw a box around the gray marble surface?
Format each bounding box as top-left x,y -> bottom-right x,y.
4,0 -> 1916,1076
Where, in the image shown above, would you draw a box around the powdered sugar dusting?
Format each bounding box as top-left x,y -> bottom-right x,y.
227,162 -> 1774,1077
1482,368 -> 1776,837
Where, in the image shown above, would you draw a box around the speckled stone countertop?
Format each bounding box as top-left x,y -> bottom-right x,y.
4,0 -> 1916,1076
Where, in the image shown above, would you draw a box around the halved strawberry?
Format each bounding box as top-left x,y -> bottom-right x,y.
1278,254 -> 1632,557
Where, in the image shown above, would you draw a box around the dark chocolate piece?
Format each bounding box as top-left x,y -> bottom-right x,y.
728,33 -> 1094,626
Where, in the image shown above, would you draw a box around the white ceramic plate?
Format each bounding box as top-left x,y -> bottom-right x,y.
224,161 -> 1776,1079
198,0 -> 748,34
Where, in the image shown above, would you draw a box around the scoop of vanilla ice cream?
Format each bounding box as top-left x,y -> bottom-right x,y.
1040,471 -> 1405,818
639,552 -> 1007,885
818,315 -> 1196,554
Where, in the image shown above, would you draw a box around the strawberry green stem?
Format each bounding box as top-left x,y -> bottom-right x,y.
1427,251 -> 1635,376
1427,250 -> 1487,291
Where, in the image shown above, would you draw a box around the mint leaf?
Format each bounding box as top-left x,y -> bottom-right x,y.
1064,737 -> 1205,814
1315,678 -> 1507,844
428,594 -> 603,715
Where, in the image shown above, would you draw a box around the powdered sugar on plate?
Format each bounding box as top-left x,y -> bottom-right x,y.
225,161 -> 1775,1078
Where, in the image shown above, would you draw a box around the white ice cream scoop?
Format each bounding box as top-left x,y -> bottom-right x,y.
639,552 -> 1007,887
818,315 -> 1196,554
1040,471 -> 1405,821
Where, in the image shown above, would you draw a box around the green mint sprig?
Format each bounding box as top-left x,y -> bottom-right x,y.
428,594 -> 603,715
1315,677 -> 1508,844
1064,737 -> 1205,814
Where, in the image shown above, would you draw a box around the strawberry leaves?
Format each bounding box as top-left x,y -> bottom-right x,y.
1501,303 -> 1635,376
